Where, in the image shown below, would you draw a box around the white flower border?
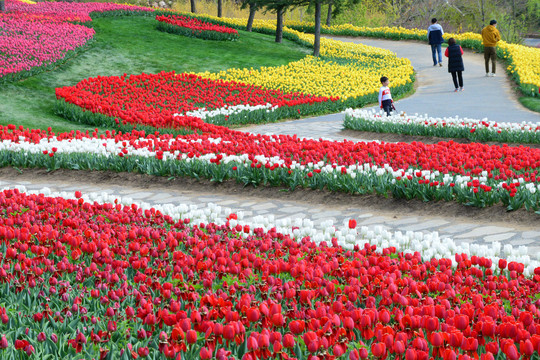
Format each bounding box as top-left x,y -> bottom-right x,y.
343,108 -> 540,133
177,103 -> 279,121
1,136 -> 539,196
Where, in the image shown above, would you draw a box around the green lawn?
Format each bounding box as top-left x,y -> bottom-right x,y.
0,16 -> 309,133
519,96 -> 540,113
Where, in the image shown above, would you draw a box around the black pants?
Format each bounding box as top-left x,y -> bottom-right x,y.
484,46 -> 496,73
382,99 -> 393,116
451,71 -> 463,89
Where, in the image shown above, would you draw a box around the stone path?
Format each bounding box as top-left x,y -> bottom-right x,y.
1,175 -> 539,254
2,37 -> 539,253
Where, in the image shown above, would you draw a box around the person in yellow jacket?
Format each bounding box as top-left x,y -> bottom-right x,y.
481,20 -> 501,77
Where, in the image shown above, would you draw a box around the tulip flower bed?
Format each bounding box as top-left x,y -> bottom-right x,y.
0,0 -> 153,83
0,12 -> 95,83
4,123 -> 540,212
343,109 -> 540,144
54,72 -> 339,131
5,0 -> 154,23
156,14 -> 239,41
0,187 -> 538,359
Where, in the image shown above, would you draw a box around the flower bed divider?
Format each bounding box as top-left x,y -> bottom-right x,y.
156,14 -> 239,41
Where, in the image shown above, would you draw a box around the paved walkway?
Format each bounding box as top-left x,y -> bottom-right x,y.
341,37 -> 539,124
1,37 -> 539,253
240,36 -> 539,140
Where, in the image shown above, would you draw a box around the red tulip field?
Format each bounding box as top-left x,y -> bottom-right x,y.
0,188 -> 538,359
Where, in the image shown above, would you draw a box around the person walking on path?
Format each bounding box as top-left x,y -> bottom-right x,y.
445,37 -> 465,92
378,76 -> 394,116
428,18 -> 444,67
481,20 -> 501,77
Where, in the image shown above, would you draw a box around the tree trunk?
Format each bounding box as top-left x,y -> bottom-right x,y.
326,3 -> 332,27
217,0 -> 222,17
190,0 -> 196,13
247,3 -> 257,32
480,0 -> 485,28
275,6 -> 284,43
313,1 -> 321,56
0,1 -> 5,12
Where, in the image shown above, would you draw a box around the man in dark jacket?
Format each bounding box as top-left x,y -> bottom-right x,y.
428,18 -> 444,67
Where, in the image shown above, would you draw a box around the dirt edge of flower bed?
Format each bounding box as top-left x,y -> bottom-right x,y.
1,166 -> 538,229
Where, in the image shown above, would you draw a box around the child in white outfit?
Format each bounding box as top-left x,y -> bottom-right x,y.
378,76 -> 394,116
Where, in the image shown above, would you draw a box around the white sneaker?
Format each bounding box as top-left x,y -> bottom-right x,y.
490,73 -> 496,77
486,73 -> 490,77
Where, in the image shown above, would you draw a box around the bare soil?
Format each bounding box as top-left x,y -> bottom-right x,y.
2,166 -> 539,229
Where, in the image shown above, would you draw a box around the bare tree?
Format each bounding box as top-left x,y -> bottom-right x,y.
218,0 -> 223,17
190,0 -> 196,13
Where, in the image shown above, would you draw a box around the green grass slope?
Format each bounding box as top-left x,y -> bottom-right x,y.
0,16 -> 309,133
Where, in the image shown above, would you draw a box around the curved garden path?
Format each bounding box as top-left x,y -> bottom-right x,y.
1,36 -> 539,255
240,36 -> 540,141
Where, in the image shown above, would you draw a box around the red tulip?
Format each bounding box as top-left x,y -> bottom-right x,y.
333,344 -> 345,357
283,334 -> 295,348
247,308 -> 260,323
430,332 -> 444,347
442,349 -> 456,360
186,330 -> 197,345
394,340 -> 405,354
247,336 -> 258,351
455,314 -> 469,330
425,317 -> 439,332
200,347 -> 212,359
223,325 -> 235,341
480,353 -> 494,360
37,332 -> 46,342
405,348 -> 417,360
520,339 -> 534,357
138,347 -> 149,357
349,349 -> 360,360
482,320 -> 496,337
371,342 -> 386,358
289,320 -> 305,335
503,343 -> 519,360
